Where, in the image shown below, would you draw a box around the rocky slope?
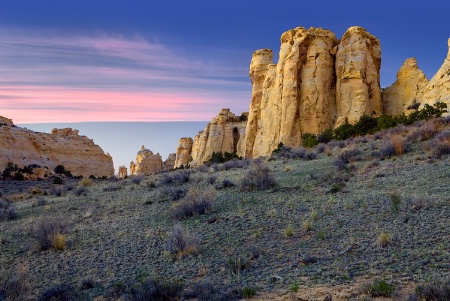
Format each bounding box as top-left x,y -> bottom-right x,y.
0,119 -> 114,178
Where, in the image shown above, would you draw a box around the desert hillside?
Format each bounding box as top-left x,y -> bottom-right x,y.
1,115 -> 449,300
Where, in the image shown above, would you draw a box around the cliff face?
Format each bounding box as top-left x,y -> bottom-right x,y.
245,27 -> 338,158
174,137 -> 193,169
0,120 -> 114,177
190,109 -> 247,166
382,58 -> 429,115
418,38 -> 450,110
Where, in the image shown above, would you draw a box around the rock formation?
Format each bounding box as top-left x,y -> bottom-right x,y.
0,118 -> 114,178
245,27 -> 339,158
118,166 -> 128,179
163,153 -> 176,170
190,109 -> 247,166
174,137 -> 193,169
381,58 -> 429,116
335,26 -> 382,126
418,38 -> 450,110
130,146 -> 163,175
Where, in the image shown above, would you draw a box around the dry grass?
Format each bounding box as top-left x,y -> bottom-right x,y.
390,134 -> 406,155
377,232 -> 392,248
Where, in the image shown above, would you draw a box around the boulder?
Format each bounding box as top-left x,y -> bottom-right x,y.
382,58 -> 429,115
0,119 -> 114,178
130,146 -> 163,175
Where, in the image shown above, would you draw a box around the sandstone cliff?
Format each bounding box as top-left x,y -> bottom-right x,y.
0,119 -> 114,177
163,153 -> 176,170
381,58 -> 429,115
245,27 -> 338,158
118,166 -> 127,179
174,137 -> 193,169
335,26 -> 382,126
190,109 -> 247,166
130,146 -> 163,175
418,38 -> 450,110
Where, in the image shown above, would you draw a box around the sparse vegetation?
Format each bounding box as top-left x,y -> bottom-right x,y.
239,160 -> 277,191
170,187 -> 215,220
165,223 -> 199,258
415,279 -> 450,301
30,218 -> 68,251
364,278 -> 395,297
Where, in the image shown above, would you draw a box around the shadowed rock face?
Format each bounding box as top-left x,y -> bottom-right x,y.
335,26 -> 382,126
190,108 -> 247,167
418,38 -> 450,110
382,58 -> 429,116
0,120 -> 114,177
130,146 -> 163,175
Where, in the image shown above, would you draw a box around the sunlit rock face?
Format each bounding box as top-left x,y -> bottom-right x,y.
382,58 -> 429,116
130,146 -> 163,175
244,27 -> 338,158
0,119 -> 114,177
335,26 -> 382,126
418,38 -> 450,111
190,109 -> 247,166
174,137 -> 193,169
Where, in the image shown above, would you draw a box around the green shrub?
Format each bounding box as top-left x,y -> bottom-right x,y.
353,115 -> 378,135
333,121 -> 356,140
365,278 -> 395,297
301,133 -> 318,148
242,287 -> 256,298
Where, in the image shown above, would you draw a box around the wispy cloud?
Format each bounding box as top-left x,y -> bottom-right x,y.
0,27 -> 251,122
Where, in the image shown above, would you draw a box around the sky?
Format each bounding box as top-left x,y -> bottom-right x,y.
2,1 -> 450,172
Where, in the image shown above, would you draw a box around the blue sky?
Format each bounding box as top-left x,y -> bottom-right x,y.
1,0 -> 449,123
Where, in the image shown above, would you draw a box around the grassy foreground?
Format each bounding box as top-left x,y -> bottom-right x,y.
1,117 -> 449,300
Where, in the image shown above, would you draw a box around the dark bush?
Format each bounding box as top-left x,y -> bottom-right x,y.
317,129 -> 334,143
12,172 -> 24,181
334,148 -> 361,170
221,179 -> 235,188
131,175 -> 144,185
170,187 -> 215,220
206,175 -> 217,185
239,161 -> 277,191
430,130 -> 450,159
157,186 -> 187,201
275,145 -> 317,160
126,278 -> 183,301
165,223 -> 200,256
0,267 -> 29,301
225,256 -> 251,275
378,140 -> 396,158
30,218 -> 67,251
103,185 -> 122,192
52,176 -> 63,185
38,283 -> 77,301
159,170 -> 190,186
50,185 -> 67,197
207,152 -> 241,164
73,186 -> 88,196
333,121 -> 356,140
353,115 -> 378,135
222,158 -> 248,170
415,279 -> 450,301
0,199 -> 18,221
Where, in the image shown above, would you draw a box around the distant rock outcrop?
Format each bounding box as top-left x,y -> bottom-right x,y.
382,58 -> 429,116
0,118 -> 114,177
163,153 -> 176,170
130,146 -> 163,175
174,137 -> 193,169
118,166 -> 128,179
418,38 -> 450,110
190,109 -> 247,166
